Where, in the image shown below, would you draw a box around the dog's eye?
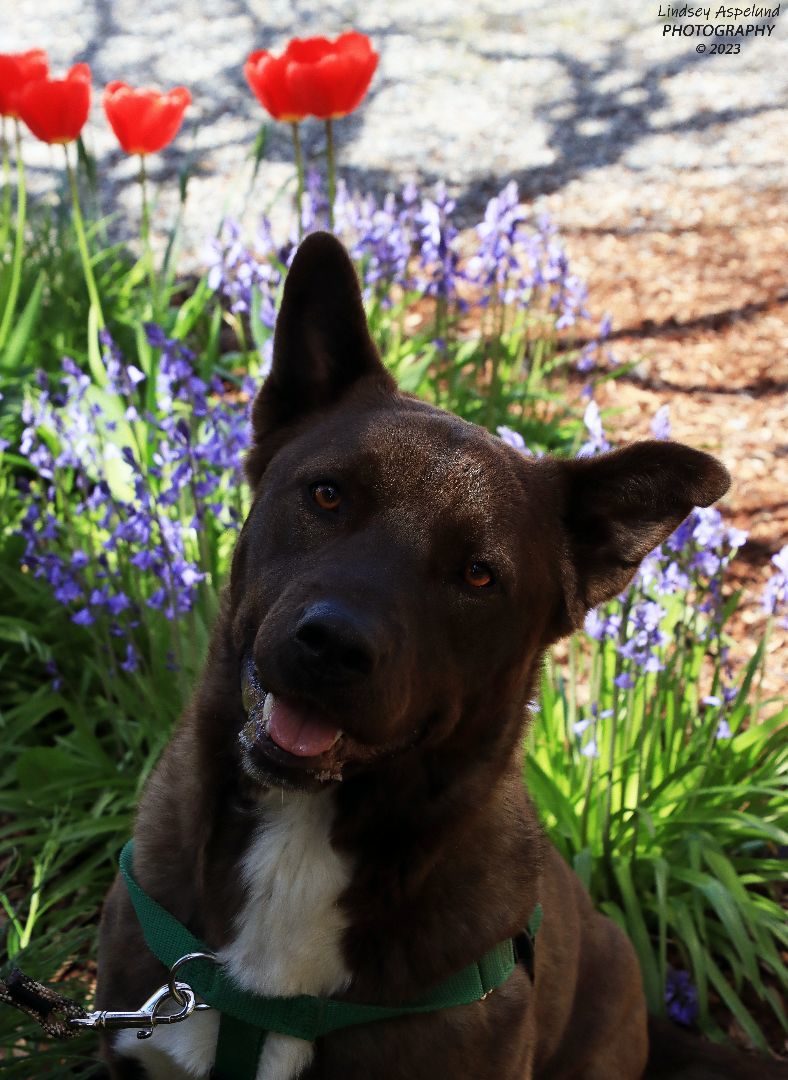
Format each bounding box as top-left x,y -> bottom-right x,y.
464,561 -> 494,588
311,483 -> 342,511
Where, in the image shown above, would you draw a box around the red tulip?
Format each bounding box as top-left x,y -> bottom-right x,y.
17,63 -> 91,144
245,32 -> 378,122
245,50 -> 308,123
0,49 -> 49,119
103,82 -> 192,156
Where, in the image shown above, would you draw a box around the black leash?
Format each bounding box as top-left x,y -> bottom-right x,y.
0,968 -> 88,1039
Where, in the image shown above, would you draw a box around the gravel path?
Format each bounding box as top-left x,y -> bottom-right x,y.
6,1 -> 788,249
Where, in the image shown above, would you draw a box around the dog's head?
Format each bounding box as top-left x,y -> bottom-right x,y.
229,232 -> 729,792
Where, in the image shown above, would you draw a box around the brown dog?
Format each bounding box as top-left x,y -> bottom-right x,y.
97,232 -> 735,1079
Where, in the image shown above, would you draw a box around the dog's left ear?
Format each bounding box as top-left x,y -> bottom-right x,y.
547,440 -> 730,635
246,231 -> 394,484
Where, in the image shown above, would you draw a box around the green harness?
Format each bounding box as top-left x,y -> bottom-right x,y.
120,841 -> 541,1080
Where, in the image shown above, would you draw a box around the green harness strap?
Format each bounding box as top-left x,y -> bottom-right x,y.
120,841 -> 540,1080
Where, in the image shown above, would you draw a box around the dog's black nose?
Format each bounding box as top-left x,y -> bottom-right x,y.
294,601 -> 376,679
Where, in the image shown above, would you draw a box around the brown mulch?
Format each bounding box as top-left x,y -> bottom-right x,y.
540,182 -> 787,696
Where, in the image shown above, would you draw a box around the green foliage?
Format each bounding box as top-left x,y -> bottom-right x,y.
531,601 -> 787,1050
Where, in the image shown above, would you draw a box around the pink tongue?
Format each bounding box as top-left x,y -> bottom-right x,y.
267,699 -> 342,758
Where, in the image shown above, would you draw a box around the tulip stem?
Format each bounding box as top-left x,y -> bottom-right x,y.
0,122 -> 28,351
64,147 -> 105,332
1,118 -> 12,254
138,154 -> 158,310
325,118 -> 336,232
290,123 -> 304,241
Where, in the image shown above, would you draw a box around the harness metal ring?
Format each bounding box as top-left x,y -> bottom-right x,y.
167,951 -> 218,1008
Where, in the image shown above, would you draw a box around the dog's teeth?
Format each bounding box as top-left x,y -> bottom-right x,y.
262,693 -> 275,730
330,730 -> 343,748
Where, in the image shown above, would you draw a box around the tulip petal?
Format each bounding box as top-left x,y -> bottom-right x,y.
0,49 -> 49,118
284,37 -> 334,64
18,64 -> 91,144
246,52 -> 306,122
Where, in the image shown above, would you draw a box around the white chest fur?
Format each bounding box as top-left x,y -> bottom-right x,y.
115,788 -> 354,1080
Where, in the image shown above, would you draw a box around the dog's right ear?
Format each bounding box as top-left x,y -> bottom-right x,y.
246,231 -> 394,484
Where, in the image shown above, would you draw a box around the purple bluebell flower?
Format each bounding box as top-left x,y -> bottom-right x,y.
576,343 -> 596,374
666,517 -> 694,555
618,600 -> 667,672
44,659 -> 63,692
54,579 -> 83,605
466,180 -> 527,307
628,499 -> 749,646
762,544 -> 788,626
120,643 -> 139,674
577,400 -> 611,457
665,969 -> 699,1026
300,167 -> 330,235
335,183 -> 416,302
575,312 -> 615,374
692,507 -> 728,550
415,182 -> 464,307
107,592 -> 131,616
584,608 -> 622,642
573,705 -> 611,759
591,704 -> 613,722
614,672 -> 635,690
553,273 -> 589,330
651,405 -> 671,440
497,426 -> 537,456
584,609 -> 607,641
205,216 -> 285,332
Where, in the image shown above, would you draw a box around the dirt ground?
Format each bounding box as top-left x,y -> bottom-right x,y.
541,182 -> 787,695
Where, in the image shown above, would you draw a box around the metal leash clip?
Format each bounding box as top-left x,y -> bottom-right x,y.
68,980 -> 198,1039
68,952 -> 216,1041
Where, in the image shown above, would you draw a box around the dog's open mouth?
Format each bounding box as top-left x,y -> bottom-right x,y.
239,655 -> 352,789
240,692 -> 346,785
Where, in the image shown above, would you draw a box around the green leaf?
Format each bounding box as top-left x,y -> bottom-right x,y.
705,953 -> 769,1052
612,860 -> 661,1010
171,276 -> 211,341
76,135 -> 98,195
249,122 -> 269,185
393,353 -> 433,394
16,747 -> 100,796
0,271 -> 45,370
86,303 -> 106,386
